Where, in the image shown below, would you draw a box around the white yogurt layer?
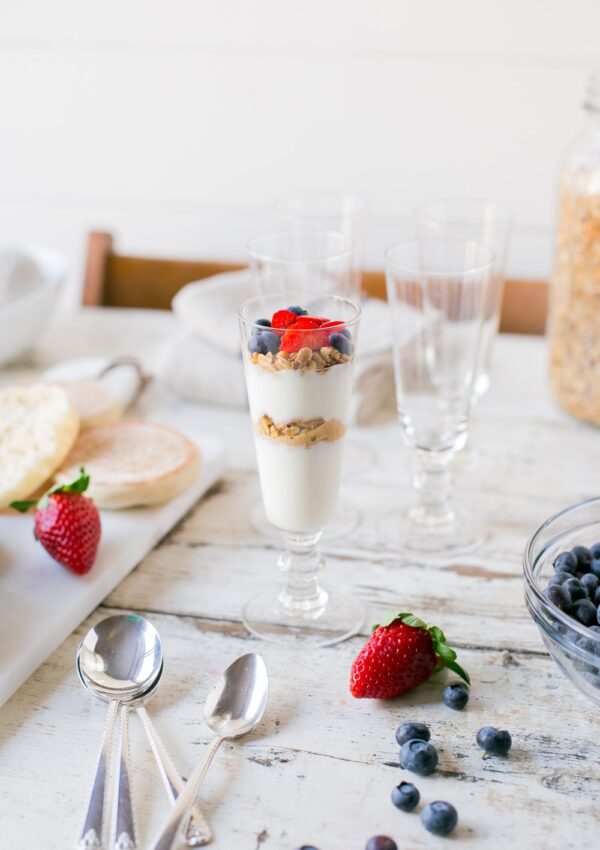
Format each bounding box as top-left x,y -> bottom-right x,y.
245,361 -> 354,423
245,360 -> 354,533
254,437 -> 345,533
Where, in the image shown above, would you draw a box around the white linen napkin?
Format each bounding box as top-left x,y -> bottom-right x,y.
161,270 -> 396,422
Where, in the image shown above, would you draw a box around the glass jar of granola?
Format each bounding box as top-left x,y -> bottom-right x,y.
549,71 -> 600,424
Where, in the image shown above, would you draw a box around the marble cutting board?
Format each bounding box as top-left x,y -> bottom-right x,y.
0,430 -> 225,707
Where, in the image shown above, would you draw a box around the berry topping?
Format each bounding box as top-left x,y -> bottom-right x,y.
421,801 -> 458,836
349,612 -> 469,700
476,726 -> 512,755
391,781 -> 420,812
329,332 -> 353,356
442,682 -> 470,710
272,309 -> 299,329
255,318 -> 272,327
399,739 -> 439,775
249,330 -> 280,355
395,721 -> 430,746
287,305 -> 308,316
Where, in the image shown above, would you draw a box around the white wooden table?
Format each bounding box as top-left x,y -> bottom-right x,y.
1,308 -> 600,850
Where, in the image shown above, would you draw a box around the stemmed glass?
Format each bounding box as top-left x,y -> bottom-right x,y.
414,200 -> 512,401
385,239 -> 494,554
239,292 -> 363,646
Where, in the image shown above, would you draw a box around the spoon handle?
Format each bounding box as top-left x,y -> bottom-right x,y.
78,699 -> 119,850
149,736 -> 223,850
135,707 -> 212,846
112,705 -> 137,850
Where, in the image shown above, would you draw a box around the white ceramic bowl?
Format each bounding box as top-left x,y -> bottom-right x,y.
0,246 -> 67,367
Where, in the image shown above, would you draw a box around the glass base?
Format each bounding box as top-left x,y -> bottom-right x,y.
377,507 -> 485,560
242,585 -> 364,648
250,502 -> 360,542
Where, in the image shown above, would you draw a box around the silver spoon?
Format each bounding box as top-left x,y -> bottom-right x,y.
78,615 -> 163,850
149,653 -> 269,850
77,656 -> 212,846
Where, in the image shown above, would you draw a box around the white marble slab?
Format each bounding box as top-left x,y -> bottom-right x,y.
0,430 -> 224,707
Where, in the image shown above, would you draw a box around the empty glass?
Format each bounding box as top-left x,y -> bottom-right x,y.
414,200 -> 512,400
274,193 -> 368,295
385,240 -> 494,554
239,292 -> 363,646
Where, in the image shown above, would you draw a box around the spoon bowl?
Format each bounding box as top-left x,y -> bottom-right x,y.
77,654 -> 163,705
204,653 -> 269,738
79,614 -> 163,695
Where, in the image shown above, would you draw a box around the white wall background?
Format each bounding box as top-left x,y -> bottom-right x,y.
0,0 -> 598,307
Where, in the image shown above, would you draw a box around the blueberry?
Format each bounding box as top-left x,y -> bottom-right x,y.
569,598 -> 597,626
421,801 -> 458,836
365,838 -> 397,850
249,330 -> 280,355
553,551 -> 578,575
329,332 -> 353,356
581,573 -> 599,599
547,573 -> 570,587
544,584 -> 571,612
442,683 -> 469,710
563,577 -> 586,602
287,305 -> 307,316
395,721 -> 430,746
572,545 -> 593,570
590,542 -> 600,558
476,726 -> 512,755
255,318 -> 272,327
590,559 -> 600,578
391,780 -> 420,812
399,739 -> 438,775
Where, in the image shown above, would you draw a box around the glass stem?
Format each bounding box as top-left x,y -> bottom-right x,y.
277,532 -> 328,615
410,449 -> 455,529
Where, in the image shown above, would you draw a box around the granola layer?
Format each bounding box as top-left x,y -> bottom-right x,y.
257,414 -> 346,447
251,345 -> 351,374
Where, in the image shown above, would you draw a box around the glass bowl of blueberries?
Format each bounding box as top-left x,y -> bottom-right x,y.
523,496 -> 600,706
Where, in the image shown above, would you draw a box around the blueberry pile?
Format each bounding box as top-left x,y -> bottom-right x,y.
544,543 -> 600,629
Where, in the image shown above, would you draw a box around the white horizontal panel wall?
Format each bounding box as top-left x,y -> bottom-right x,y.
0,0 -> 597,306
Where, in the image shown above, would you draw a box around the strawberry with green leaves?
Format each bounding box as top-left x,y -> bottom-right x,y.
349,612 -> 469,699
11,468 -> 101,575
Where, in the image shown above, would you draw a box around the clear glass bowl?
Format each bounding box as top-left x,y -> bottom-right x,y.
523,496 -> 600,707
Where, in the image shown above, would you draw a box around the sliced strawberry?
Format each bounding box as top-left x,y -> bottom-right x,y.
289,316 -> 323,329
271,309 -> 298,330
280,326 -> 329,352
321,320 -> 344,329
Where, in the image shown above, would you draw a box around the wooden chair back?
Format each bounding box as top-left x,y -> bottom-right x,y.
83,231 -> 548,335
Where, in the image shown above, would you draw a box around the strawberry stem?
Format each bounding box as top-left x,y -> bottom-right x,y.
10,468 -> 90,513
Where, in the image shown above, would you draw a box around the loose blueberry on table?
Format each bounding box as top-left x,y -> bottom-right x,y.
443,682 -> 470,710
365,837 -> 398,850
476,726 -> 512,756
421,801 -> 458,836
391,781 -> 420,812
395,721 -> 430,746
399,739 -> 439,775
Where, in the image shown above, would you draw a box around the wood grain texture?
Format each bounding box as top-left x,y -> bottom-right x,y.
0,310 -> 598,850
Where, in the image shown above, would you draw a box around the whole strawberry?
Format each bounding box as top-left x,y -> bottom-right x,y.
11,468 -> 101,575
350,612 -> 469,699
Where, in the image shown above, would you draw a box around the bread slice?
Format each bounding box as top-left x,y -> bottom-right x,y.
55,420 -> 200,509
0,383 -> 80,508
58,378 -> 123,429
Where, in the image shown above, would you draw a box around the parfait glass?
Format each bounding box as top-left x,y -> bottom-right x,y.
239,291 -> 363,646
414,200 -> 513,401
385,239 -> 494,554
248,229 -> 364,541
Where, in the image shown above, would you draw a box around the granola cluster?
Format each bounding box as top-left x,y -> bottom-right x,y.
251,345 -> 351,374
549,191 -> 600,424
257,414 -> 346,447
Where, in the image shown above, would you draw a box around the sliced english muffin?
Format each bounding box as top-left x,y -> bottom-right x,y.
0,383 -> 80,508
55,420 -> 200,509
58,378 -> 124,429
